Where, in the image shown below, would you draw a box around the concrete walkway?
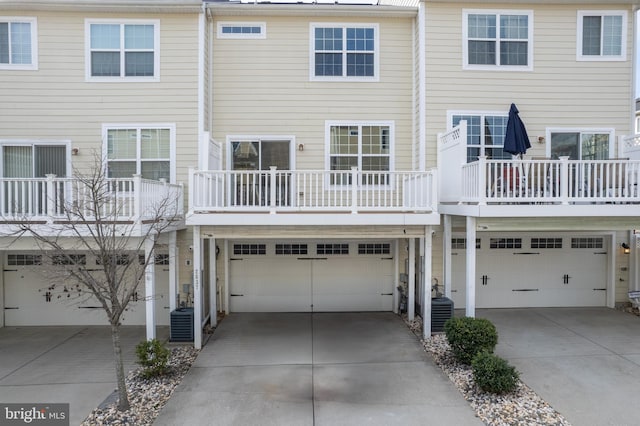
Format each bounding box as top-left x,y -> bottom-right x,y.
155,312 -> 483,426
0,325 -> 168,425
478,308 -> 640,426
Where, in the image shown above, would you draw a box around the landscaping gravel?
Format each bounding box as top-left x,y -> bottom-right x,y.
80,346 -> 199,426
405,316 -> 571,426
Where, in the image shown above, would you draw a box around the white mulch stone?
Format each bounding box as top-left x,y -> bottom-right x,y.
81,346 -> 199,426
405,316 -> 571,426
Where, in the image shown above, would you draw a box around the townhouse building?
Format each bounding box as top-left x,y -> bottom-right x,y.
1,0 -> 638,349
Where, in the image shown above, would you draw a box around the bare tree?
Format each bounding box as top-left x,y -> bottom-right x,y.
9,157 -> 182,411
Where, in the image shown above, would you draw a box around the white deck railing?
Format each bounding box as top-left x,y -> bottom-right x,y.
0,175 -> 184,223
190,167 -> 438,213
461,156 -> 640,204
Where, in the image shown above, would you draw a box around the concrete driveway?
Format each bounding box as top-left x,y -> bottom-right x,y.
478,307 -> 640,426
155,312 -> 483,426
0,325 -> 168,425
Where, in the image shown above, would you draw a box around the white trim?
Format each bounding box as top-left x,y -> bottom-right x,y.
545,127 -> 616,158
417,3 -> 426,171
0,16 -> 38,70
309,22 -> 380,82
101,123 -> 176,183
576,10 -> 628,62
217,21 -> 266,39
85,18 -> 160,82
0,139 -> 72,178
462,9 -> 534,72
225,135 -> 296,171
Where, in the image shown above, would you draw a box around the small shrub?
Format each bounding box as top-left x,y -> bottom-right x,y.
136,338 -> 170,378
444,316 -> 498,364
471,350 -> 519,394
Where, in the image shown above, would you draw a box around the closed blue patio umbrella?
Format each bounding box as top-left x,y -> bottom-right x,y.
503,103 -> 531,158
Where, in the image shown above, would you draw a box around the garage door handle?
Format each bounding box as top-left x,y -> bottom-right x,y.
297,257 -> 328,260
513,252 -> 540,255
230,293 -> 244,297
3,269 -> 17,272
381,292 -> 393,296
512,289 -> 539,292
4,307 -> 19,310
593,288 -> 606,291
79,306 -> 102,309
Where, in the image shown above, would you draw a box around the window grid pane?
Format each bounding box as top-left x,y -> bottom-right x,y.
91,52 -> 120,76
603,15 -> 622,56
582,16 -> 601,55
124,51 -> 154,76
141,129 -> 170,158
10,22 -> 31,64
124,24 -> 154,49
500,41 -> 528,66
0,23 -> 8,63
107,129 -> 137,159
91,24 -> 120,49
468,40 -> 496,65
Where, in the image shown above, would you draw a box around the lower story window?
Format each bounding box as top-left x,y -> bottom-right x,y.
327,122 -> 392,185
451,113 -> 509,162
549,130 -> 612,160
105,125 -> 174,181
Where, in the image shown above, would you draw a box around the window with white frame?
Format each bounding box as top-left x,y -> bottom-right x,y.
105,126 -> 174,181
463,10 -> 533,70
451,112 -> 510,162
311,23 -> 378,80
549,129 -> 613,160
0,17 -> 37,69
86,20 -> 159,80
577,11 -> 627,61
217,22 -> 266,39
327,122 -> 392,185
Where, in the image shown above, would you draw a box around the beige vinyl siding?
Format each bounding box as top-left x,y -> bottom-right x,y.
0,10 -> 200,186
425,2 -> 635,160
211,15 -> 415,171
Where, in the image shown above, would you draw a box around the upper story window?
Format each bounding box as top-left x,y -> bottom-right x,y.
86,20 -> 159,81
104,125 -> 174,182
326,121 -> 392,184
577,11 -> 627,61
311,23 -> 378,81
463,10 -> 533,71
217,22 -> 266,39
450,112 -> 510,162
0,17 -> 37,70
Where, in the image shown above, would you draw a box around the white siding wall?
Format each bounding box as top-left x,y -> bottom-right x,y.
211,15 -> 415,171
425,2 -> 635,160
0,10 -> 200,185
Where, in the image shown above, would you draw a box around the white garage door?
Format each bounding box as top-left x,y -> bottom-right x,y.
229,242 -> 394,312
3,253 -> 170,326
451,235 -> 608,308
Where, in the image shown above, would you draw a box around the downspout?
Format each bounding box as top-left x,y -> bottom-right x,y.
418,1 -> 426,171
198,4 -> 206,170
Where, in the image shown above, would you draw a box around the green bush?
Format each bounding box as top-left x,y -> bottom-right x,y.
444,316 -> 498,364
471,350 -> 519,394
136,338 -> 170,378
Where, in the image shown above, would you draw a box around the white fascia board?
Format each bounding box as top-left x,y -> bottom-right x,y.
0,0 -> 204,13
186,212 -> 440,226
206,3 -> 418,18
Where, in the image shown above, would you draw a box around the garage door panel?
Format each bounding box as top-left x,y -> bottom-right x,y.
229,242 -> 394,313
230,258 -> 311,312
4,256 -> 170,326
451,234 -> 608,309
312,258 -> 393,312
